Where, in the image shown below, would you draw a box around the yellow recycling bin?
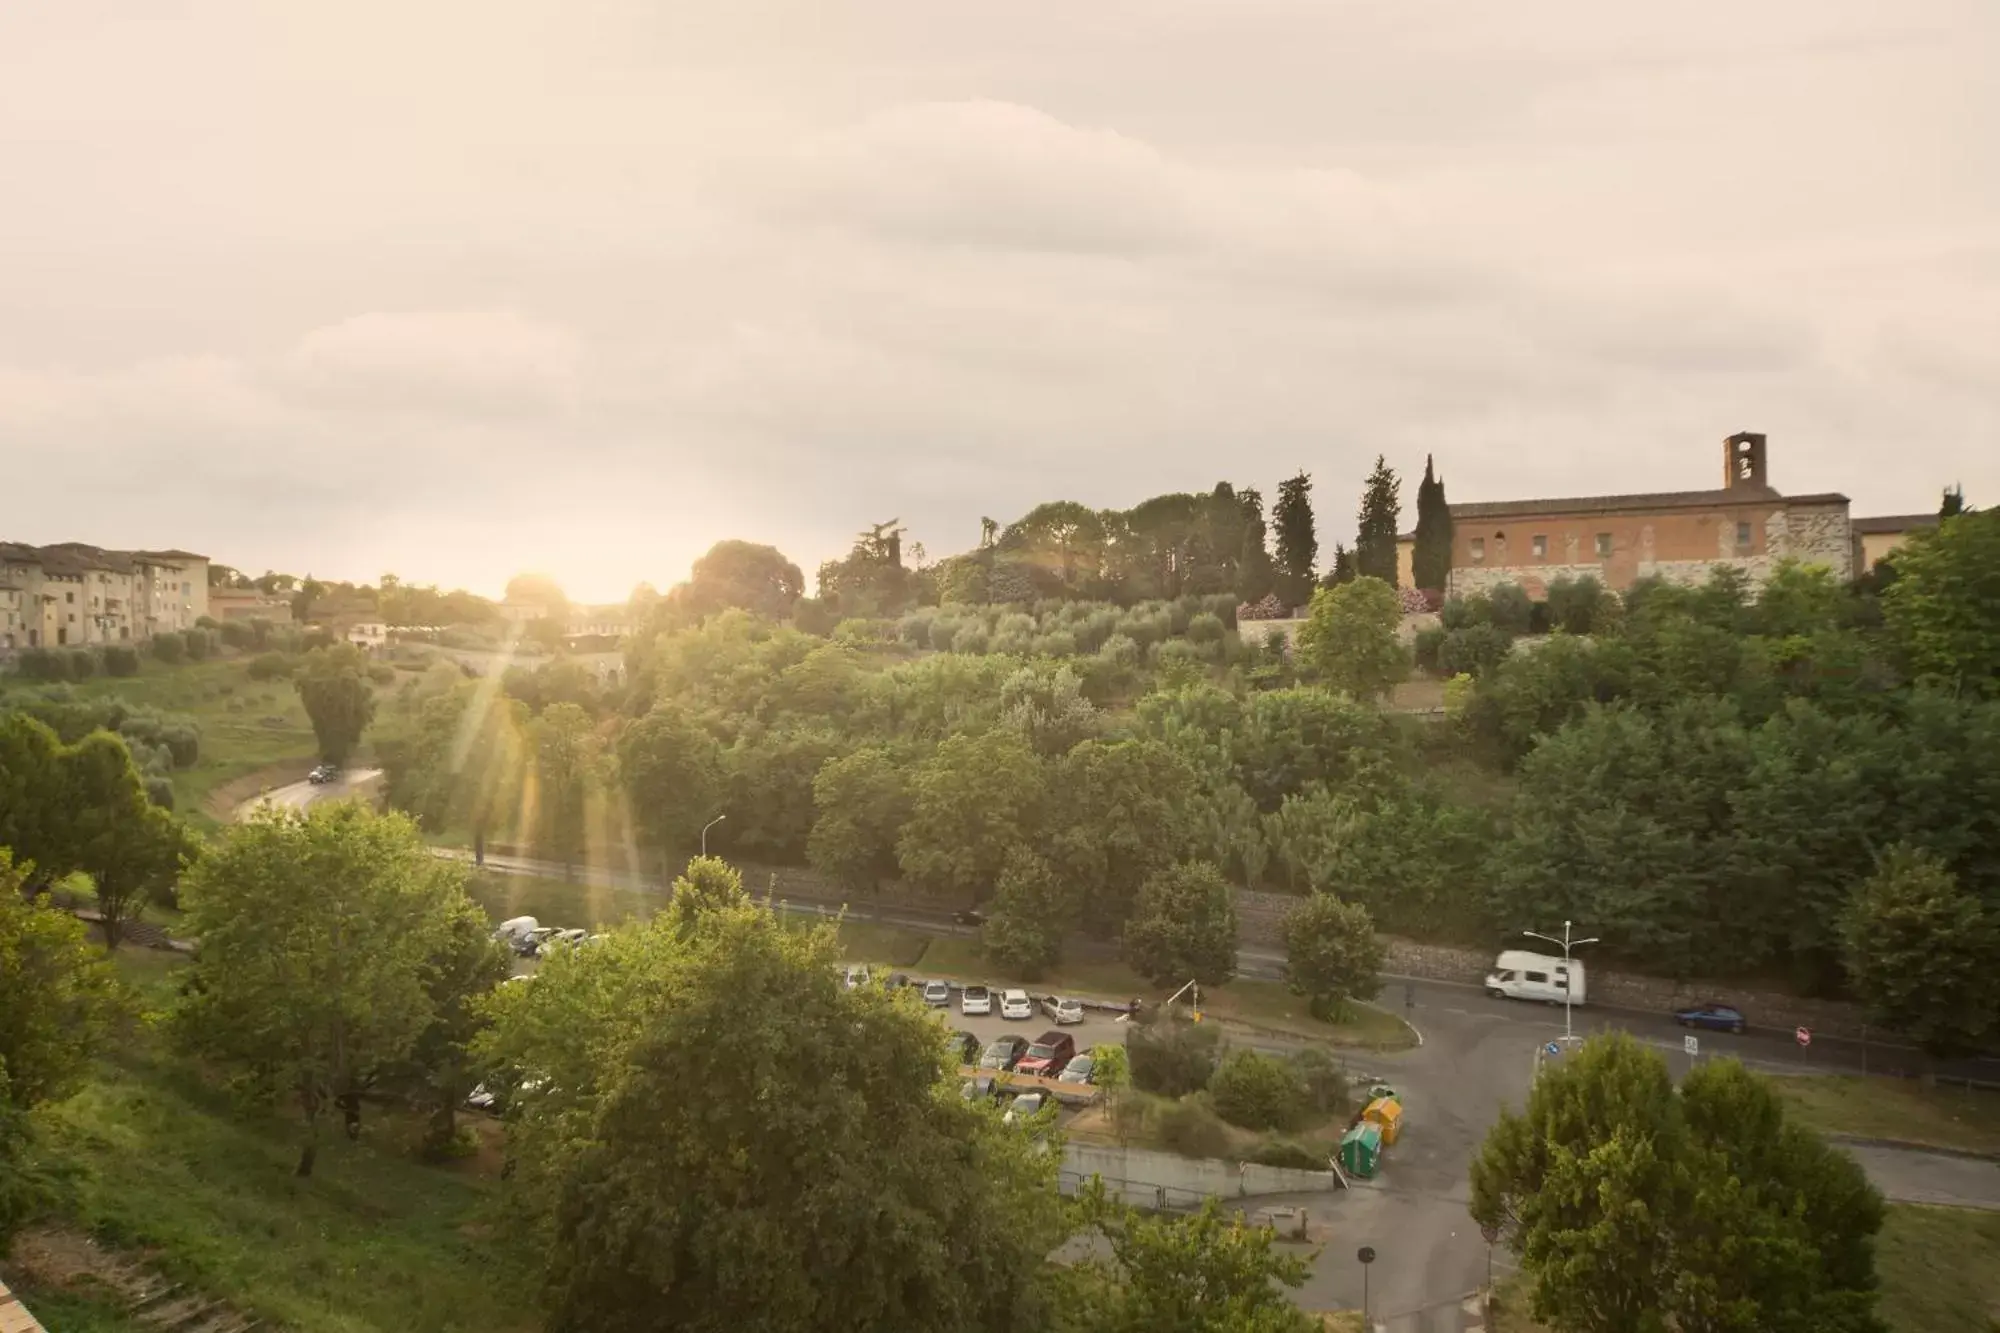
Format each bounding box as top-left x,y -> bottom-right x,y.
1361,1096 -> 1404,1147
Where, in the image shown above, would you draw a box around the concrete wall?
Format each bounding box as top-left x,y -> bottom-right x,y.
1060,1141 -> 1338,1210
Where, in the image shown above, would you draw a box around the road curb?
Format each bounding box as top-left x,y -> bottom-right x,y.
1824,1134 -> 2000,1164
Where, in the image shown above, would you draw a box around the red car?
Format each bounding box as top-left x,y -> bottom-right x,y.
1015,1031 -> 1076,1078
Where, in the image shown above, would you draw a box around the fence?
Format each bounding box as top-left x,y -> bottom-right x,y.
1060,1142 -> 1340,1209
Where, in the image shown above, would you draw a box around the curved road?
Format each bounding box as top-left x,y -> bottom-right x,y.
238,772 -> 2000,1332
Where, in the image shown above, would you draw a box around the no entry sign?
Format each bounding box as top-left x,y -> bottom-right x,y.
1796,1026 -> 1812,1048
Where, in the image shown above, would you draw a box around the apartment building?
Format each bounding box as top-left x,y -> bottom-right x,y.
0,542 -> 210,651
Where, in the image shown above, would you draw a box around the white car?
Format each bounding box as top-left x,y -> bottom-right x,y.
960,985 -> 992,1017
1003,1091 -> 1047,1124
922,980 -> 951,1007
843,964 -> 871,991
1042,995 -> 1084,1025
1000,988 -> 1033,1021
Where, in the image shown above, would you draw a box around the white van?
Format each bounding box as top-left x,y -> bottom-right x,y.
1485,950 -> 1587,1006
492,916 -> 540,945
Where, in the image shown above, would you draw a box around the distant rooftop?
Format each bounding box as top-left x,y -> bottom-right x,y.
1447,485 -> 1849,522
1850,514 -> 1939,535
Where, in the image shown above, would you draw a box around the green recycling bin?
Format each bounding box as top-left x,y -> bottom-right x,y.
1339,1121 -> 1382,1178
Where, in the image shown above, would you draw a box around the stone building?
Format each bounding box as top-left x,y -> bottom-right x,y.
0,541 -> 209,651
1401,432 -> 1854,598
1849,513 -> 1939,576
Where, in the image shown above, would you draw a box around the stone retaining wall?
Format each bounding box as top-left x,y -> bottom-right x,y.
1062,1142 -> 1339,1210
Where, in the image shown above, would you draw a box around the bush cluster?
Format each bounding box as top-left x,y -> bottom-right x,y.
1128,1017 -> 1222,1097
1207,1049 -> 1308,1131
892,594 -> 1242,664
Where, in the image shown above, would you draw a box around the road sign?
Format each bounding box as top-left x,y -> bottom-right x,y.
1684,1034 -> 1700,1057
1796,1026 -> 1812,1048
1357,1246 -> 1376,1265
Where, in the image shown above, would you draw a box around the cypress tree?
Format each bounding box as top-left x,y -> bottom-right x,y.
1235,488 -> 1276,602
1412,454 -> 1454,592
1272,471 -> 1318,610
1354,455 -> 1402,586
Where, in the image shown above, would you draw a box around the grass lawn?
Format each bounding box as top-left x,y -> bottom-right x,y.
0,655 -> 322,831
5,949 -> 537,1333
1773,1074 -> 2000,1156
917,938 -> 1415,1051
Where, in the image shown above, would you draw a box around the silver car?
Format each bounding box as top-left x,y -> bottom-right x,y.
960,985 -> 992,1016
1042,995 -> 1084,1025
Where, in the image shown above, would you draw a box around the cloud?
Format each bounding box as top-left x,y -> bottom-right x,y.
274,311 -> 585,417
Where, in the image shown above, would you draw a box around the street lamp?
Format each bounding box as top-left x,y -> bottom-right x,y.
1522,919 -> 1597,1042
701,813 -> 727,857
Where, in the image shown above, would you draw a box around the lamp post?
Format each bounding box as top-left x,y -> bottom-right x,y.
701,813 -> 727,857
1522,919 -> 1597,1042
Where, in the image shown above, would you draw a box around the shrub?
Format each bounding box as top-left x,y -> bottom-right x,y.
1397,586 -> 1430,615
1185,611 -> 1225,645
1413,626 -> 1446,674
1208,1049 -> 1308,1131
1437,624 -> 1514,679
1154,1097 -> 1230,1159
950,625 -> 990,655
182,628 -> 213,661
247,651 -> 293,681
1128,1017 -> 1222,1097
1486,582 -> 1533,635
14,648 -> 70,681
144,775 -> 176,809
102,645 -> 141,677
1031,630 -> 1078,658
367,664 -> 397,686
1237,593 -> 1288,622
1097,633 -> 1140,667
1245,1138 -> 1327,1171
68,649 -> 99,679
1289,1047 -> 1350,1118
149,632 -> 186,664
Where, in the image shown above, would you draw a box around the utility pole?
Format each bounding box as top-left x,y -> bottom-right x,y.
1522,919 -> 1598,1042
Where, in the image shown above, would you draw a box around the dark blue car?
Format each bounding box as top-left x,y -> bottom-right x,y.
1674,1003 -> 1746,1034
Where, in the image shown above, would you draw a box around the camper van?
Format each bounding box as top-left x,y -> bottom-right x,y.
1485,950 -> 1587,1006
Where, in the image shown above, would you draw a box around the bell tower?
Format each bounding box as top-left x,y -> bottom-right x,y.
1723,431 -> 1768,490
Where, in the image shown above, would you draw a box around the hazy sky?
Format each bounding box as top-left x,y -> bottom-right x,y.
3,1 -> 1995,601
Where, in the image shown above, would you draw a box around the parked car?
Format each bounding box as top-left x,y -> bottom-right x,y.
1003,1091 -> 1048,1124
960,1075 -> 999,1101
540,928 -> 588,955
979,1035 -> 1030,1071
464,1083 -> 497,1111
1057,1053 -> 1096,1085
922,980 -> 952,1008
492,916 -> 539,945
1674,1002 -> 1747,1034
307,764 -> 337,785
1000,988 -> 1033,1020
1041,995 -> 1084,1025
950,1030 -> 983,1065
1015,1031 -> 1077,1078
843,964 -> 871,991
516,926 -> 560,957
953,909 -> 987,928
960,984 -> 992,1017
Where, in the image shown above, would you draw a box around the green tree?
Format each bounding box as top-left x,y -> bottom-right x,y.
1882,507 -> 2000,695
980,847 -> 1069,976
1295,576 -> 1411,700
897,730 -> 1044,902
1353,453 -> 1402,585
174,804 -> 469,1176
1470,1033 -> 1685,1333
1234,488 -> 1276,603
1281,893 -> 1384,1020
999,663 -> 1099,756
1057,1185 -> 1316,1333
504,573 -> 571,619
0,714 -> 69,891
1411,453 -> 1453,592
480,902 -> 1066,1333
667,855 -> 750,934
1271,470 -> 1318,610
63,731 -> 199,948
1545,574 -> 1611,636
676,539 -> 806,620
1048,738 -> 1194,937
1123,861 -> 1237,987
1840,846 -> 2000,1062
0,848 -> 124,1112
617,704 -> 723,882
398,894 -> 510,1159
294,643 -> 377,764
807,746 -> 913,892
533,701 -> 595,874
1325,541 -> 1356,585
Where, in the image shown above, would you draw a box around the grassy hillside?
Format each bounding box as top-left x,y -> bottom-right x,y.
2,950 -> 536,1333
1,656 -> 324,829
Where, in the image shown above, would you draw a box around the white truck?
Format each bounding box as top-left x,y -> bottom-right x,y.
1485,950 -> 1587,1006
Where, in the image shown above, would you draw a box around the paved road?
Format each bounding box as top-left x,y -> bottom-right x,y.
234,767 -> 384,818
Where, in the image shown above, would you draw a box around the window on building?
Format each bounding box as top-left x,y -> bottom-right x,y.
1595,532 -> 1613,557
1531,534 -> 1547,559
57,628 -> 67,645
65,590 -> 74,603
1469,537 -> 1485,562
1736,520 -> 1753,549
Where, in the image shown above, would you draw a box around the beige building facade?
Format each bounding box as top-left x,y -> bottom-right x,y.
1395,433 -> 1858,599
0,542 -> 209,652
